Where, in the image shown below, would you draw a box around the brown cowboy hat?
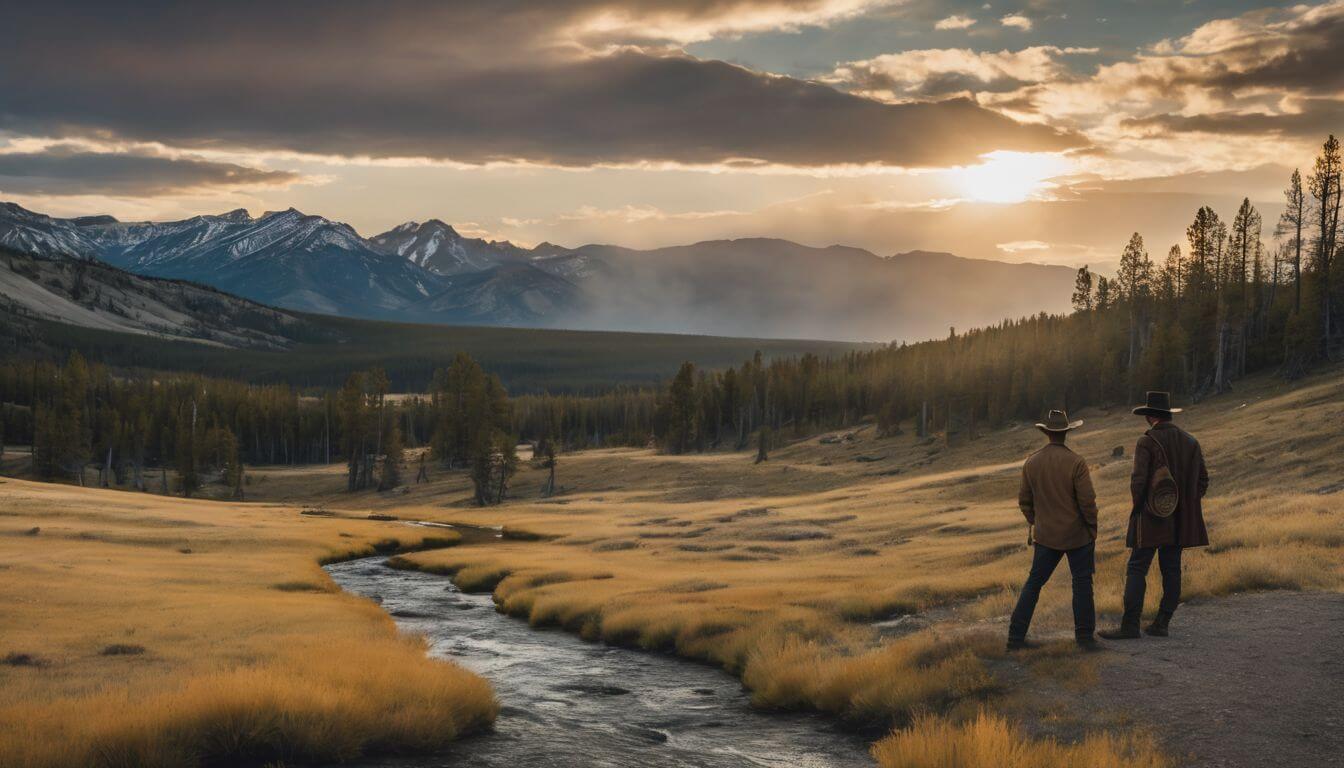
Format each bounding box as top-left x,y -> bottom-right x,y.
1133,391 -> 1183,418
1035,409 -> 1083,433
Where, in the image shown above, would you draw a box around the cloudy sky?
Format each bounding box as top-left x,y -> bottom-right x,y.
2,0 -> 1336,269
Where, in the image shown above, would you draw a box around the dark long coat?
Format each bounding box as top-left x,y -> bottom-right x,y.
1127,421 -> 1210,548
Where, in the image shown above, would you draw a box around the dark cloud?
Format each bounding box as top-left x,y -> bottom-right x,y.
0,1 -> 1083,168
0,147 -> 299,196
1123,100 -> 1344,139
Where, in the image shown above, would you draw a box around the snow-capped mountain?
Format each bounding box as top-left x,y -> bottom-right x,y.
370,219 -> 528,275
1,200 -> 1078,341
75,207 -> 444,319
0,202 -> 101,259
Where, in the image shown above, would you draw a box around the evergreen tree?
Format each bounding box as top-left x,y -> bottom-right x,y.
1308,134 -> 1341,355
1071,266 -> 1094,313
378,423 -> 404,491
1279,168 -> 1306,314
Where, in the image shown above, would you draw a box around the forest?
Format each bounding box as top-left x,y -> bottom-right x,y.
3,134 -> 1342,497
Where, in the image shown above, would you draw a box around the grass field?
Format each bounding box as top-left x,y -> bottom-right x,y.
244,364 -> 1344,763
0,482 -> 496,767
3,365 -> 1340,766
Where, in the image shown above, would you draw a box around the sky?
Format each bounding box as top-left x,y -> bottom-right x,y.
1,0 -> 1336,271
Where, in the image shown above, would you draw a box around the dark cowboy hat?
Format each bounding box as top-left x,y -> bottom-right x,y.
1035,409 -> 1083,433
1133,391 -> 1183,418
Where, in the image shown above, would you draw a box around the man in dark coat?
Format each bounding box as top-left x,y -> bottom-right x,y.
1100,392 -> 1209,640
1007,409 -> 1100,651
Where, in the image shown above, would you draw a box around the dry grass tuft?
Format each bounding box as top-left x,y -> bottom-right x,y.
871,711 -> 1171,768
745,632 -> 1000,725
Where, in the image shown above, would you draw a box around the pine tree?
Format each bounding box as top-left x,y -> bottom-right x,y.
1279,168 -> 1306,314
1116,232 -> 1153,380
378,423 -> 404,491
1071,266 -> 1094,313
1094,276 -> 1113,311
1308,134 -> 1341,354
174,412 -> 199,498
664,362 -> 696,454
339,372 -> 367,491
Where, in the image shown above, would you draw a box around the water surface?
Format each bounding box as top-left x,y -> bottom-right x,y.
326,557 -> 871,767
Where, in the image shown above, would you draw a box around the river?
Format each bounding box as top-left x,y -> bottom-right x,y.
326,556 -> 872,768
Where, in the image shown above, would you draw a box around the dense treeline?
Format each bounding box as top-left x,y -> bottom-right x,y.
0,355 -> 334,494
0,352 -> 523,504
528,136 -> 1344,453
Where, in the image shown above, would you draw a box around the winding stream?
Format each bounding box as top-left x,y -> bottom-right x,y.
326,556 -> 871,767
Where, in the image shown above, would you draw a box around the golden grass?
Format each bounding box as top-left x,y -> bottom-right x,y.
358,366 -> 1344,744
0,480 -> 496,767
871,711 -> 1171,768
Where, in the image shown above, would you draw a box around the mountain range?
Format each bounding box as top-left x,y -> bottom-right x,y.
0,201 -> 1076,342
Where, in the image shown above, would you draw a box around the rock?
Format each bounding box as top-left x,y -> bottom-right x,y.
100,643 -> 146,656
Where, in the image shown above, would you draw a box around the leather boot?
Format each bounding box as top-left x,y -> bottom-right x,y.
1144,612 -> 1171,637
1098,625 -> 1141,640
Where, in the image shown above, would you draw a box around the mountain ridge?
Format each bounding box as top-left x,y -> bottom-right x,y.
0,200 -> 1077,342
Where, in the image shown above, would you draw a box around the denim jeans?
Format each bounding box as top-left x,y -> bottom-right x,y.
1009,541 -> 1096,641
1120,545 -> 1182,629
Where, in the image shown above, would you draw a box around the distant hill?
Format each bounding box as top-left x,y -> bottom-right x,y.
2,201 -> 1076,342
0,247 -> 324,350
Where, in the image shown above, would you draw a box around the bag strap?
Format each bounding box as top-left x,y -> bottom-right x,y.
1144,430 -> 1170,469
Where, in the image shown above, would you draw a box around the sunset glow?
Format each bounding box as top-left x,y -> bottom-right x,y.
949,151 -> 1071,204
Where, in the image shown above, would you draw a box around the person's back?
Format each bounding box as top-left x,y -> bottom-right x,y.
1128,420 -> 1209,549
1101,391 -> 1210,641
1021,444 -> 1098,551
1007,409 -> 1099,651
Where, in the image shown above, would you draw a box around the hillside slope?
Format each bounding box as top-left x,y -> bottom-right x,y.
0,248 -> 320,350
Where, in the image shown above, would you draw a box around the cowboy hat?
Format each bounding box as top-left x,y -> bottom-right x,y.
1035,409 -> 1083,433
1132,391 -> 1183,418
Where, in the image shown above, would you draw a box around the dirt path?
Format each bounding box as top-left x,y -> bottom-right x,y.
1032,591 -> 1344,767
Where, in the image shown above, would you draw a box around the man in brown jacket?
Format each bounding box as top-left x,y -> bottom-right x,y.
1101,392 -> 1209,640
1007,409 -> 1100,651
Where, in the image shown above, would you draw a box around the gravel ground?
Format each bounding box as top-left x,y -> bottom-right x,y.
1023,591 -> 1344,767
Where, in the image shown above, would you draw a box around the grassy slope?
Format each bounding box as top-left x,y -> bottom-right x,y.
23,313 -> 869,393
0,483 -> 496,767
257,365 -> 1344,763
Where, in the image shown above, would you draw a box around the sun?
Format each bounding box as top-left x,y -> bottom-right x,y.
950,151 -> 1070,204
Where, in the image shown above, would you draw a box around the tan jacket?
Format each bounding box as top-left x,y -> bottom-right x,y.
1019,443 -> 1099,551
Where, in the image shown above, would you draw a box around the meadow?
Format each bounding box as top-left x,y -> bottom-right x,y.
0,482 -> 496,767
245,364 -> 1344,765
3,364 -> 1340,766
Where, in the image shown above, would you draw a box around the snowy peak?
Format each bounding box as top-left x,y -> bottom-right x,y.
217,208 -> 252,223
0,202 -> 100,259
371,218 -> 523,275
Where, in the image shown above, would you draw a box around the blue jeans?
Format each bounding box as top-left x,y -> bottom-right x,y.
1120,545 -> 1182,629
1009,542 -> 1096,641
